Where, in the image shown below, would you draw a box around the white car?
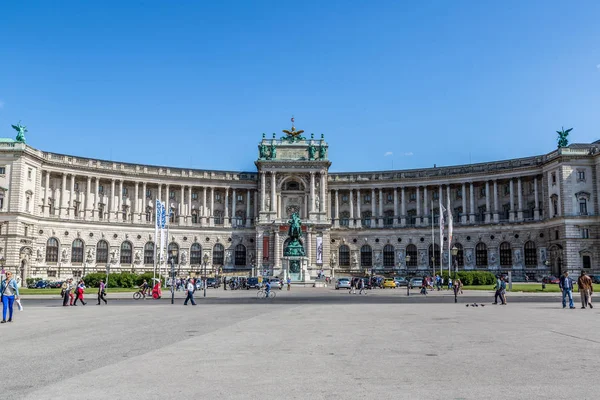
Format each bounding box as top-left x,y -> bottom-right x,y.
335,278 -> 351,290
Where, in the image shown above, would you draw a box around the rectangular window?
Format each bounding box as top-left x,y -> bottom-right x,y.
72,270 -> 82,278
551,173 -> 556,185
579,199 -> 588,215
74,182 -> 79,191
504,184 -> 510,195
480,187 -> 486,198
98,204 -> 105,220
0,167 -> 5,174
456,189 -> 462,199
98,185 -> 104,193
341,195 -> 348,203
192,192 -> 198,200
409,192 -> 416,202
387,194 -> 393,203
577,170 -> 585,182
237,194 -> 243,202
146,189 -> 152,198
215,193 -> 221,201
432,191 -> 439,200
74,202 -> 79,217
123,187 -> 128,196
583,255 -> 591,268
581,228 -> 589,239
169,191 -> 175,199
28,168 -> 32,180
24,225 -> 28,237
364,194 -> 371,204
47,271 -> 57,278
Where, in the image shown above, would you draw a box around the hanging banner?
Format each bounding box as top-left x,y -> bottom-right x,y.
316,236 -> 323,265
263,236 -> 270,261
155,199 -> 162,259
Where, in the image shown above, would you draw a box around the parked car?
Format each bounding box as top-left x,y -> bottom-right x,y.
335,278 -> 351,290
246,277 -> 261,289
35,280 -> 50,289
49,281 -> 64,289
409,278 -> 423,289
265,278 -> 283,290
206,277 -> 220,288
394,277 -> 409,287
542,276 -> 560,284
382,278 -> 396,289
591,275 -> 600,284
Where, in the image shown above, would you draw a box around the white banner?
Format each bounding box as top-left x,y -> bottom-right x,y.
316,236 -> 323,265
155,199 -> 161,260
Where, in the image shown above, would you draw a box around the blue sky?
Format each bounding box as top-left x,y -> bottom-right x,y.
1,0 -> 599,172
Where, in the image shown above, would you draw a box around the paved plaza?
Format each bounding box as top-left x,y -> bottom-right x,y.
1,288 -> 599,400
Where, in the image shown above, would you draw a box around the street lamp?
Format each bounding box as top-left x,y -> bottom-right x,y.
405,254 -> 411,296
203,253 -> 209,298
169,248 -> 178,305
451,245 -> 459,303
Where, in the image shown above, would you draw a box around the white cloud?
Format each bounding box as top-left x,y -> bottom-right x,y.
384,151 -> 393,157
403,152 -> 414,156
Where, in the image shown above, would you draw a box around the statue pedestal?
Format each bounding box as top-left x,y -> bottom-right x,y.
282,256 -> 309,282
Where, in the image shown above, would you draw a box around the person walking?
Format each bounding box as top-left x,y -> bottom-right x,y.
286,277 -> 291,291
97,279 -> 108,305
184,278 -> 196,306
62,279 -> 74,307
559,271 -> 575,309
577,271 -> 593,309
493,275 -> 502,304
1,271 -> 20,323
358,277 -> 366,295
499,276 -> 507,305
73,279 -> 87,306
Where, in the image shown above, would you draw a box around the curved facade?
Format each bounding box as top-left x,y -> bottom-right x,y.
1,126 -> 599,283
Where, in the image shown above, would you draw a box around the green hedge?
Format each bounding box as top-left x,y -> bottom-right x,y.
437,271 -> 496,286
83,272 -> 165,288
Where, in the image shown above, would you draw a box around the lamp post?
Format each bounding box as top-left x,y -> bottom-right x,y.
405,254 -> 411,296
203,253 -> 209,298
451,245 -> 459,303
169,249 -> 178,305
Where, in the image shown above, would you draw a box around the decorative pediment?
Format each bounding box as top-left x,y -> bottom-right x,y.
575,191 -> 591,200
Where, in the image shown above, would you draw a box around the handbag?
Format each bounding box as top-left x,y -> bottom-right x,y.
16,299 -> 23,311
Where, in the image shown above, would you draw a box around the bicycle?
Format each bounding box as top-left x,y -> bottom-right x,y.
256,289 -> 276,299
133,290 -> 147,300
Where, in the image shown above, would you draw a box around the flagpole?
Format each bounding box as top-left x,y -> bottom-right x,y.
153,199 -> 159,286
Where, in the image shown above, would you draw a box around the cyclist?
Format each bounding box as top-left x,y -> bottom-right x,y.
140,280 -> 149,297
264,280 -> 271,298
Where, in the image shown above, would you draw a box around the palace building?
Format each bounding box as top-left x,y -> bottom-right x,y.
0,123 -> 599,283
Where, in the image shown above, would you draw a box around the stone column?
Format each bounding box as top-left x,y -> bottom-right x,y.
224,188 -> 230,227
209,187 -> 214,227
469,182 -> 475,223
158,184 -> 162,207
485,181 -> 491,223
534,177 -> 540,220
108,179 -> 115,221
44,171 -> 51,217
253,191 -> 258,224
378,188 -> 384,227
60,173 -> 66,217
274,230 -> 280,270
461,183 -> 467,224
118,180 -> 124,220
334,190 -> 339,227
416,186 -> 421,226
393,187 -> 398,226
246,189 -> 251,227
349,190 -> 354,226
306,230 -> 312,268
69,174 -> 75,218
142,182 -> 147,222
165,184 -> 170,208
260,172 -> 266,212
493,180 -> 499,222
85,176 -> 92,219
180,185 -> 185,223
356,189 -> 362,228
509,179 -> 515,222
423,187 -> 429,225
271,172 -> 276,214
400,187 -> 406,226
188,186 -> 192,225
320,173 -> 326,213
134,182 -> 139,222
517,177 -> 523,221
310,172 -> 315,213
231,188 -> 237,226
371,188 -> 376,227
94,178 -> 100,220
202,186 -> 207,224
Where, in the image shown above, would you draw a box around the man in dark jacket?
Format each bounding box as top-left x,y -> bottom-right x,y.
559,271 -> 575,309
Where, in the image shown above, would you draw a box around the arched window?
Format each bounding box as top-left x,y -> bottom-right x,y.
235,244 -> 246,266
46,238 -> 59,262
500,242 -> 512,266
406,244 -> 417,267
428,244 -> 440,267
524,241 -> 536,267
144,242 -> 154,264
96,240 -> 108,263
71,239 -> 84,263
383,244 -> 394,267
339,245 -> 350,266
168,242 -> 179,264
360,245 -> 372,267
476,243 -> 487,267
213,244 -> 224,265
454,243 -> 464,267
120,241 -> 132,264
190,243 -> 202,265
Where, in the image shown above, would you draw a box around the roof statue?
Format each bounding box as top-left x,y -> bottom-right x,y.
281,116 -> 305,143
12,121 -> 27,143
556,127 -> 572,149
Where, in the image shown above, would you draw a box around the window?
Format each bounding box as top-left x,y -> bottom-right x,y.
383,245 -> 394,267
72,270 -> 82,278
581,228 -> 589,239
235,244 -> 246,266
144,242 -> 154,264
454,243 -> 464,266
428,244 -> 440,267
25,195 -> 30,213
96,240 -> 108,263
476,243 -> 487,267
339,211 -> 350,227
0,191 -> 4,209
214,210 -> 223,225
480,187 -> 486,198
73,201 -> 80,217
122,205 -> 128,220
46,238 -> 59,262
24,225 -> 28,237
499,242 -> 512,266
169,208 -> 175,223
456,188 -> 462,199
146,189 -> 152,198
120,241 -> 132,264
387,194 -> 393,203
406,245 -> 417,267
190,243 -> 202,265
98,204 -> 105,220
98,185 -> 104,193
236,194 -> 243,203
192,210 -> 199,224
524,241 -> 536,267
555,230 -> 559,240
583,255 -> 591,269
364,194 -> 371,204
192,192 -> 198,200
338,245 -> 350,266
122,187 -> 128,196
579,199 -> 588,215
432,191 -> 439,200
360,245 -> 372,267
212,244 -> 224,265
71,239 -> 84,263
286,181 -> 300,190
215,193 -> 221,201
47,270 -> 57,278
0,167 -> 5,174
169,191 -> 175,199
362,211 -> 372,227
168,242 -> 179,264
384,210 -> 394,227
74,182 -> 79,191
341,194 -> 349,203
577,170 -> 586,182
551,195 -> 558,217
409,192 -> 416,202
146,206 -> 152,222
504,184 -> 510,196
551,173 -> 556,185
28,168 -> 32,180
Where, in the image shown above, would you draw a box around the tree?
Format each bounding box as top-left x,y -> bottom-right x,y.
556,127 -> 572,148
